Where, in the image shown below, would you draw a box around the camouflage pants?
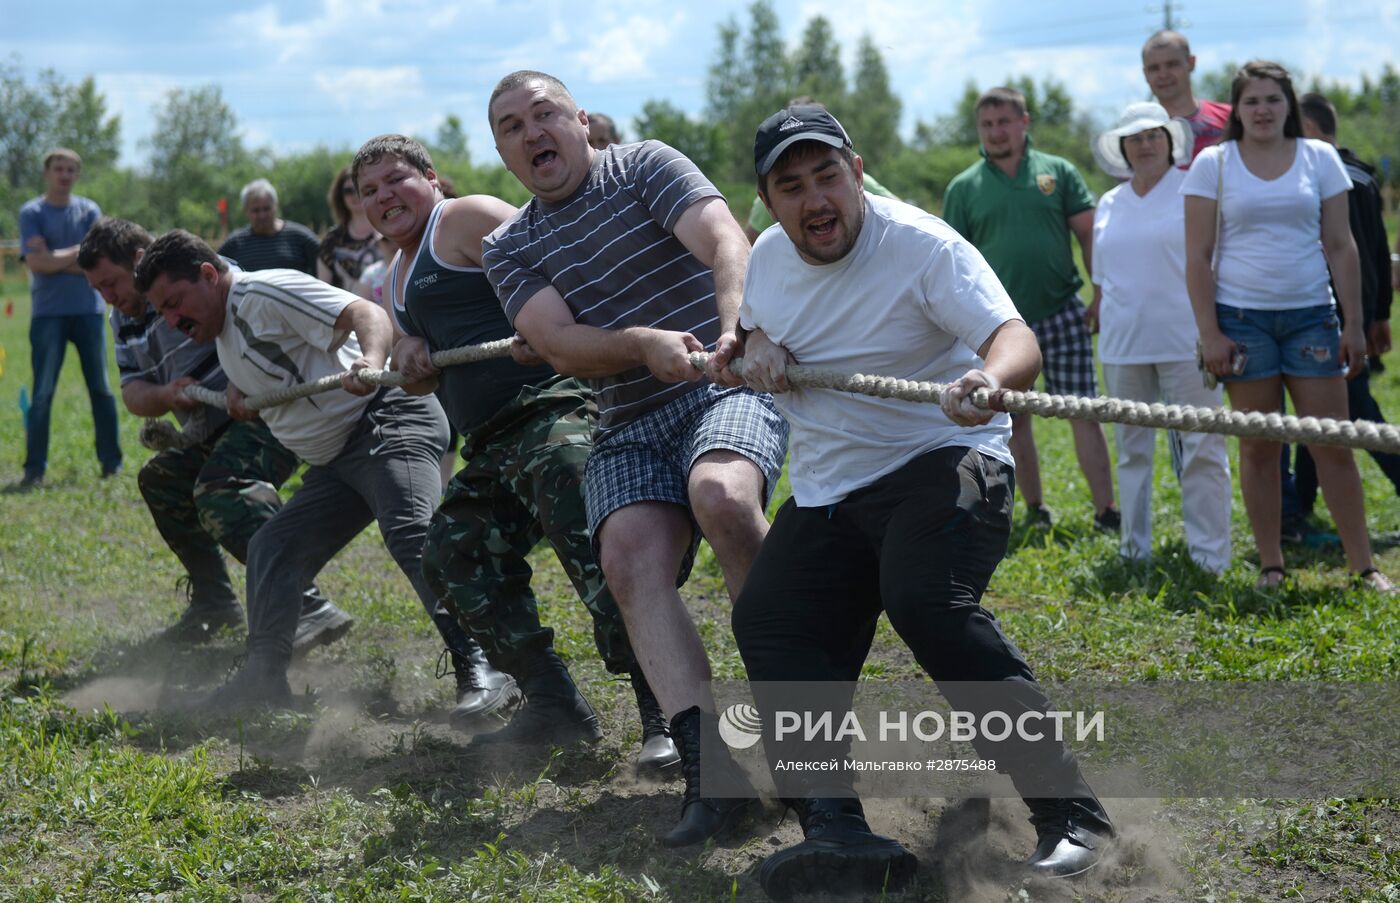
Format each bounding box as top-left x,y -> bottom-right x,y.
421,377 -> 634,675
138,418 -> 311,608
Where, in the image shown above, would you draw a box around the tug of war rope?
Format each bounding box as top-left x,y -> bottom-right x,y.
137,338 -> 1400,457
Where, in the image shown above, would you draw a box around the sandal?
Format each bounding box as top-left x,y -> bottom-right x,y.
1354,568 -> 1397,593
1256,565 -> 1287,589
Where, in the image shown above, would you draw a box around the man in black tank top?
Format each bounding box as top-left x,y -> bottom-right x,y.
353,135 -> 676,771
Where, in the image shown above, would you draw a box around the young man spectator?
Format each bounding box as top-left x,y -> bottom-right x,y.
733,103 -> 1113,899
350,134 -> 677,770
135,231 -> 514,720
1141,30 -> 1232,160
483,70 -> 788,847
78,217 -> 353,648
217,179 -> 320,275
1291,93 -> 1400,507
942,88 -> 1118,530
16,148 -> 122,487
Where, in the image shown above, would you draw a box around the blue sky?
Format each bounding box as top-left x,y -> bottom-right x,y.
6,0 -> 1400,168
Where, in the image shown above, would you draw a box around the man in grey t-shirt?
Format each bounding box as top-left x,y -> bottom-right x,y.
483,69 -> 788,848
78,217 -> 353,651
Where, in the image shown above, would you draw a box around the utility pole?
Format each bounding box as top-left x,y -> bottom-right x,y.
1149,0 -> 1183,31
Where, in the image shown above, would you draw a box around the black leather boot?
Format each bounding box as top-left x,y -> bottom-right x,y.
473,648 -> 603,747
662,706 -> 753,848
437,641 -> 521,733
632,669 -> 679,772
1024,797 -> 1115,878
759,797 -> 917,900
159,577 -> 243,645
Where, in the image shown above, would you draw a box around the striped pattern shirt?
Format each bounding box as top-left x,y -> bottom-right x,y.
218,222 -> 321,275
215,269 -> 370,465
111,303 -> 229,444
483,140 -> 723,436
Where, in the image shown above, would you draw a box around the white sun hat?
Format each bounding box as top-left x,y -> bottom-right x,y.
1092,102 -> 1193,179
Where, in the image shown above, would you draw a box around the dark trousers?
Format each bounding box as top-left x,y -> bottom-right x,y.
733,446 -> 1096,800
244,390 -> 466,669
1294,369 -> 1400,513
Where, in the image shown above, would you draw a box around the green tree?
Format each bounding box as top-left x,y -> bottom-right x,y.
51,77 -> 121,171
845,35 -> 902,170
705,18 -> 746,125
790,17 -> 845,111
634,100 -> 726,183
145,85 -> 255,235
723,0 -> 792,184
433,114 -> 470,163
1198,63 -> 1240,106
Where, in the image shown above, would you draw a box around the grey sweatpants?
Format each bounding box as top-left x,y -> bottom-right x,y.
244,389 -> 452,669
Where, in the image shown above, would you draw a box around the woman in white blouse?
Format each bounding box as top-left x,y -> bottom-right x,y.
1089,103 -> 1232,573
1182,61 -> 1392,591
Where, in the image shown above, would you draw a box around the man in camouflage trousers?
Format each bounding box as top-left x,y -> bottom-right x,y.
79,217 -> 353,649
353,135 -> 677,770
421,385 -> 624,676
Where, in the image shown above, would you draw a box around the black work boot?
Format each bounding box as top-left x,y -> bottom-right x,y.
290,589 -> 354,657
437,642 -> 521,733
632,668 -> 679,773
1024,797 -> 1115,878
474,648 -> 603,747
159,577 -> 244,645
199,657 -> 293,712
759,797 -> 918,900
663,706 -> 754,848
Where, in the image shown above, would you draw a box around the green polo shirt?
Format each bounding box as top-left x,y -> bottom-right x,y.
747,173 -> 898,234
941,138 -> 1095,324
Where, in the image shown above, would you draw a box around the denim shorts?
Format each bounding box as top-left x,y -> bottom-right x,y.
1215,303 -> 1343,381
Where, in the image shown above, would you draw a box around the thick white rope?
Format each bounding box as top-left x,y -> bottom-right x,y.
138,339 -> 514,451
135,340 -> 1400,455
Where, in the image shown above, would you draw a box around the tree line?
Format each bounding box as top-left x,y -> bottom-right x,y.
5,5 -> 1400,243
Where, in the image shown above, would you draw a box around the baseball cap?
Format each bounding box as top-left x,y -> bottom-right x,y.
754,104 -> 852,177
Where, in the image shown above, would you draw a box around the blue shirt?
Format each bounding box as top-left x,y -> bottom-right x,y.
18,195 -> 103,318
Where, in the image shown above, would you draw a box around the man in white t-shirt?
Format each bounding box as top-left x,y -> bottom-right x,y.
134,230 -> 517,715
725,105 -> 1114,899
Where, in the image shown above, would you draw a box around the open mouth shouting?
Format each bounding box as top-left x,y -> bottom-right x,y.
531,148 -> 559,170
804,212 -> 840,242
177,317 -> 198,338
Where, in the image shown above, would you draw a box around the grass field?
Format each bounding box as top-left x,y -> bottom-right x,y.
0,272 -> 1397,902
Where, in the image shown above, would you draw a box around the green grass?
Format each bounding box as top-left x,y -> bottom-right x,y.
1,273 -> 1398,901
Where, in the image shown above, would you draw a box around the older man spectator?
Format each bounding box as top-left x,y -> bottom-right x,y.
218,179 -> 320,275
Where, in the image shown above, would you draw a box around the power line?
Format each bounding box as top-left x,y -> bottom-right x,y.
1148,0 -> 1187,31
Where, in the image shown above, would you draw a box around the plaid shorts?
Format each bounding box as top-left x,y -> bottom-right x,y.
585,383 -> 789,585
1030,301 -> 1099,398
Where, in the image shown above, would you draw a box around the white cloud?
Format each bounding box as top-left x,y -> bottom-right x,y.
313,66 -> 426,111
574,12 -> 685,82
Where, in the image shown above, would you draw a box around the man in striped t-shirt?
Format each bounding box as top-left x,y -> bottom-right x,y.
482,70 -> 788,848
135,231 -> 512,715
78,217 -> 352,651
